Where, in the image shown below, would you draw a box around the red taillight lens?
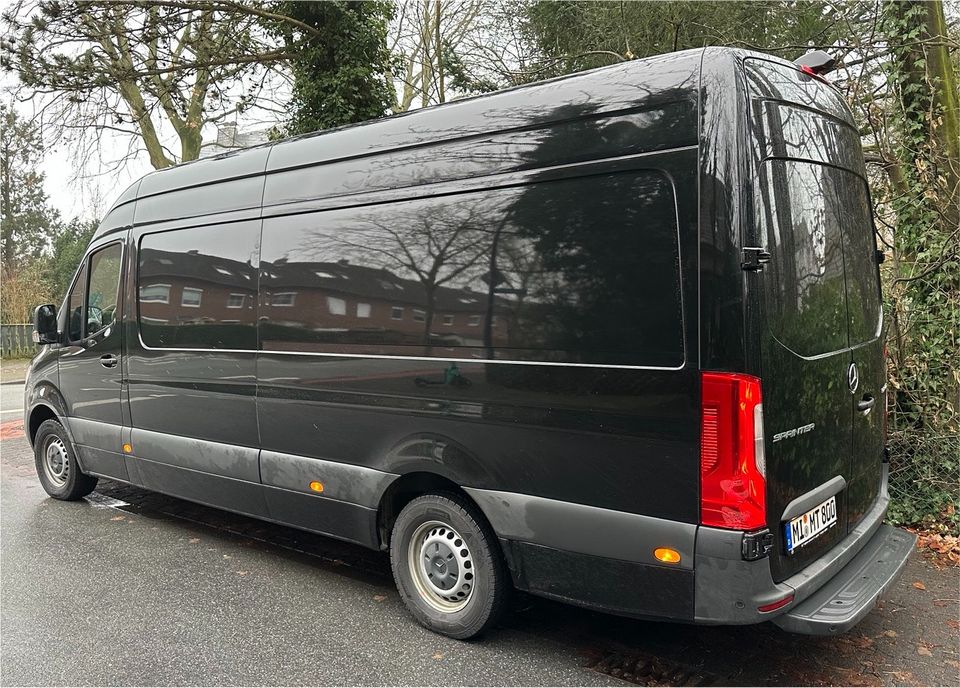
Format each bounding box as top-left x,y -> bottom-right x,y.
700,372 -> 766,530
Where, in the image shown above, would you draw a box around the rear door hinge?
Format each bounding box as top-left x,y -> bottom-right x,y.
741,247 -> 772,272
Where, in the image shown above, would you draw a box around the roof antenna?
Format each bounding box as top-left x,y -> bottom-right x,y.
794,50 -> 837,75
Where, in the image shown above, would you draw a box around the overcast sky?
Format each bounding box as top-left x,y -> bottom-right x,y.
1,0 -> 284,224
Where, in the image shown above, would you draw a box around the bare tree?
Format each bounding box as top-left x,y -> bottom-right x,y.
330,200 -> 491,348
1,1 -> 306,170
388,0 -> 486,111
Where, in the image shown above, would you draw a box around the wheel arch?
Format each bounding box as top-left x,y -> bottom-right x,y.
28,403 -> 60,447
376,471 -> 497,552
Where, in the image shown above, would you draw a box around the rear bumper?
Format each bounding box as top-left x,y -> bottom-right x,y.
772,523 -> 915,634
694,465 -> 915,632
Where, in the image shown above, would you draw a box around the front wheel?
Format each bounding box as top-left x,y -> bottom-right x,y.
33,419 -> 98,500
389,493 -> 510,639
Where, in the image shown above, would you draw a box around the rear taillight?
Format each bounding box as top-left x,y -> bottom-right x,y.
700,372 -> 766,530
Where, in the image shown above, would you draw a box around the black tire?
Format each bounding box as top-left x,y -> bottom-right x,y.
389,492 -> 510,639
33,419 -> 98,501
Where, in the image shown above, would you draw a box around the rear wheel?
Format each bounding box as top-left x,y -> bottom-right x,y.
33,419 -> 98,501
389,493 -> 509,639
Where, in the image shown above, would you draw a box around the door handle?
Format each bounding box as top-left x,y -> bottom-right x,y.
99,354 -> 119,369
857,395 -> 875,413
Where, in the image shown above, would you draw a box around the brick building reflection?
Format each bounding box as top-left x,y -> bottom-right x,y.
139,250 -> 512,357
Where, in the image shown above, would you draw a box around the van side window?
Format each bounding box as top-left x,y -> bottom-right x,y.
86,244 -> 122,336
66,262 -> 87,342
138,223 -> 260,349
260,171 -> 684,367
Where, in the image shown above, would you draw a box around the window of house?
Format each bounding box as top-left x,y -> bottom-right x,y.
468,315 -> 481,327
227,293 -> 245,308
413,309 -> 426,323
443,314 -> 454,326
327,296 -> 346,315
273,292 -> 297,307
140,284 -> 171,304
357,302 -> 371,318
182,287 -> 203,307
391,307 -> 404,320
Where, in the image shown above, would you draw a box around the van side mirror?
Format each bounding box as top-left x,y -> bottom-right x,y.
32,304 -> 59,344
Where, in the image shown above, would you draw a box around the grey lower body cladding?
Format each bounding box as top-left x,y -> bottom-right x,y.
468,469 -> 913,630
466,487 -> 697,620
695,467 -> 915,632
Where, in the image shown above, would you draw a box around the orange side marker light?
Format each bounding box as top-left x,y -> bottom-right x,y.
122,443 -> 133,454
309,481 -> 324,493
654,547 -> 681,564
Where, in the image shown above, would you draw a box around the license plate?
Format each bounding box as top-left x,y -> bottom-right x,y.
784,495 -> 837,554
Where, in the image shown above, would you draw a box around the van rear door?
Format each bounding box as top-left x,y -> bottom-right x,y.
836,171 -> 885,529
746,63 -> 885,582
755,159 -> 856,581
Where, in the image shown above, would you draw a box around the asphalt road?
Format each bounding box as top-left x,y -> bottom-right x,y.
2,382 -> 958,686
0,381 -> 24,421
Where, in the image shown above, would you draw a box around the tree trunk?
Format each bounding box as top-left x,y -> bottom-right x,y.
921,0 -> 959,229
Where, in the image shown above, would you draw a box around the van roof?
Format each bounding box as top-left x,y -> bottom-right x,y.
100,46 -> 814,234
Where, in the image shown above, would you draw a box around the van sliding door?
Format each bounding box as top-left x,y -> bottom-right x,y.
126,220 -> 267,516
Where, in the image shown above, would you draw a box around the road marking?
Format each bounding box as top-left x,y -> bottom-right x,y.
0,419 -> 24,440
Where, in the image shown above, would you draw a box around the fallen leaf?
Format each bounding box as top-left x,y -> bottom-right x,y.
917,645 -> 933,657
373,594 -> 386,602
236,570 -> 249,576
110,515 -> 125,521
882,629 -> 897,638
947,619 -> 959,629
854,635 -> 874,649
912,581 -> 926,590
432,652 -> 444,661
189,538 -> 200,544
222,554 -> 232,559
885,670 -> 914,683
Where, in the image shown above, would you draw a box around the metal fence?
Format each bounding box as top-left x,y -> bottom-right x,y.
1,324 -> 33,359
887,425 -> 960,534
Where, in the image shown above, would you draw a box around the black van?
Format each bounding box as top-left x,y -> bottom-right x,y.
25,47 -> 915,639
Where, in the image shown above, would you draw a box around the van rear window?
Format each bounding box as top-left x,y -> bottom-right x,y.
758,160 -> 849,357
757,160 -> 881,357
260,171 -> 684,368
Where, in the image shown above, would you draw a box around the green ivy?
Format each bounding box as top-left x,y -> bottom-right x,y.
880,0 -> 959,535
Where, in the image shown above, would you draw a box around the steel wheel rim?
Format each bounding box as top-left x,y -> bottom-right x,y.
43,436 -> 70,487
407,520 -> 475,613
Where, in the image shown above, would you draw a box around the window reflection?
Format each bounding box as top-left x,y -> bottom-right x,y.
260,171 -> 685,367
760,160 -> 849,357
138,222 -> 260,349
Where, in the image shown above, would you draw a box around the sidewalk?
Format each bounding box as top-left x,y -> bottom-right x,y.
1,357 -> 31,384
